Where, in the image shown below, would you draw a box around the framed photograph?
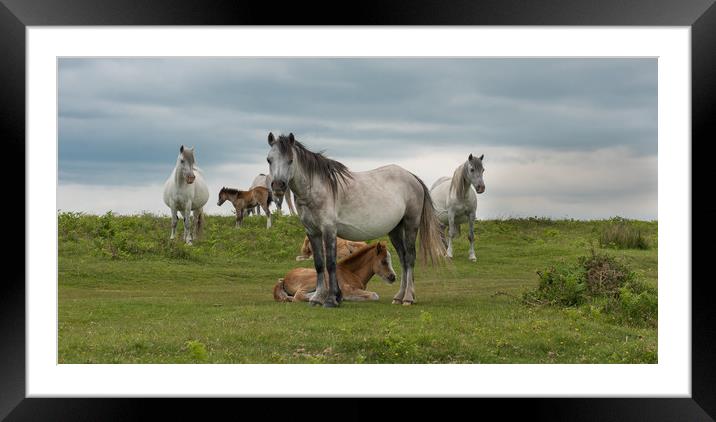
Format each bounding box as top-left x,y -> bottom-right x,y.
4,0 -> 713,419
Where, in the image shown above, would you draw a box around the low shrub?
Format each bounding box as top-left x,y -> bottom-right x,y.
524,249 -> 656,327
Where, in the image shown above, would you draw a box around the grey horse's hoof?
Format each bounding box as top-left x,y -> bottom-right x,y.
323,298 -> 340,308
469,257 -> 477,262
402,301 -> 413,306
309,300 -> 322,307
391,299 -> 402,305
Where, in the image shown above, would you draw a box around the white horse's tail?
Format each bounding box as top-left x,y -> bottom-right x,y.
412,174 -> 447,266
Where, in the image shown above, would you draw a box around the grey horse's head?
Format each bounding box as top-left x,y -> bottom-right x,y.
178,145 -> 196,184
466,153 -> 485,194
266,132 -> 295,197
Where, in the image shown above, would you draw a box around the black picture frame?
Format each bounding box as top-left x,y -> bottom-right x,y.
2,0 -> 713,420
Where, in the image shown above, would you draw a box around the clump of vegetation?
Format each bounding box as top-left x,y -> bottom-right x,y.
185,340 -> 208,362
599,217 -> 649,250
523,249 -> 656,327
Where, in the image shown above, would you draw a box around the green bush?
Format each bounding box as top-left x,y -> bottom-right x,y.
599,217 -> 649,249
525,264 -> 587,307
524,249 -> 656,327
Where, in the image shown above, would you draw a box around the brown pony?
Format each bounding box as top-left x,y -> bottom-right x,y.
274,242 -> 396,302
295,236 -> 368,261
217,186 -> 273,228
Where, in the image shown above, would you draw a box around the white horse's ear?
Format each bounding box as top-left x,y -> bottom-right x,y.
479,154 -> 484,161
288,133 -> 295,145
268,132 -> 275,146
180,145 -> 184,153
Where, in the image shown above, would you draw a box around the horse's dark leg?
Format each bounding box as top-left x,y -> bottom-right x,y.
322,229 -> 341,307
307,231 -> 327,306
388,223 -> 408,304
401,217 -> 420,305
467,210 -> 477,262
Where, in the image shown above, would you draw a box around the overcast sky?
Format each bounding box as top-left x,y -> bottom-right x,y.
57,58 -> 657,220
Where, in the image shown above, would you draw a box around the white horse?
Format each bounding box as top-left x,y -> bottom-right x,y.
266,132 -> 445,308
430,154 -> 486,261
249,173 -> 296,216
162,145 -> 210,245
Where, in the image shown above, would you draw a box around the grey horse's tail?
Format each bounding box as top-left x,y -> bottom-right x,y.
412,173 -> 447,266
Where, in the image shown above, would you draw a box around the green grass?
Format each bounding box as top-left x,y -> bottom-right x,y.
58,212 -> 658,364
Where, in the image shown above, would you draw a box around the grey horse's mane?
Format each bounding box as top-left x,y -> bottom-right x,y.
450,162 -> 468,198
276,134 -> 353,196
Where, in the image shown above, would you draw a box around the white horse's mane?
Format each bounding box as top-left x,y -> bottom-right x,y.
449,161 -> 468,199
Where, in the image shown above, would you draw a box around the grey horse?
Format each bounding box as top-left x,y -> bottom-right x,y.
266,132 -> 445,307
430,154 -> 486,261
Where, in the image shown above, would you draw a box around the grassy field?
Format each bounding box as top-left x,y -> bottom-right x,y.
58,211 -> 658,364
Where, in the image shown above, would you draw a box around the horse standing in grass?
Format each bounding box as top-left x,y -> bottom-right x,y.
295,236 -> 367,261
249,173 -> 296,216
274,242 -> 397,302
266,132 -> 444,307
163,145 -> 209,245
217,186 -> 273,228
430,154 -> 486,261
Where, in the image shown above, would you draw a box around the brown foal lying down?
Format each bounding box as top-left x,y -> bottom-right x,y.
295,236 -> 368,261
274,242 -> 397,302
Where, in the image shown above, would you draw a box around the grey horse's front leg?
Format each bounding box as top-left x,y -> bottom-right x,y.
322,230 -> 341,307
182,207 -> 193,245
446,210 -> 456,259
468,211 -> 477,262
286,190 -> 297,216
170,208 -> 178,240
307,232 -> 327,307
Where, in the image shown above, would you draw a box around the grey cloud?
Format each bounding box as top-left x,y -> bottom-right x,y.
58,58 -> 657,219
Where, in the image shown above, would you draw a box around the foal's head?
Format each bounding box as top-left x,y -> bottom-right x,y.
217,187 -> 233,206
177,145 -> 197,184
372,242 -> 397,283
465,153 -> 486,194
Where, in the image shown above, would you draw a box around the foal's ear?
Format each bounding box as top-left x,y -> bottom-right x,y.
288,133 -> 295,145
268,132 -> 275,146
376,242 -> 384,255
